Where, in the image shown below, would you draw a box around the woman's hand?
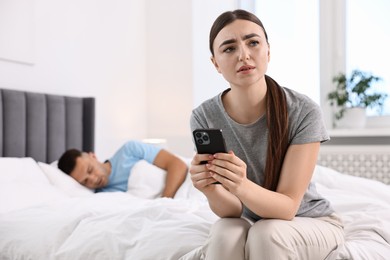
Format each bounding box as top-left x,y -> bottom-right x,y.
189,153 -> 220,192
206,151 -> 249,197
189,151 -> 244,217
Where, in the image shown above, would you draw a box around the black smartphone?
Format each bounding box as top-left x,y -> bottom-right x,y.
193,129 -> 227,184
193,129 -> 227,155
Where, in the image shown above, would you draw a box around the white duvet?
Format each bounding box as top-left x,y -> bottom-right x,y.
0,158 -> 389,260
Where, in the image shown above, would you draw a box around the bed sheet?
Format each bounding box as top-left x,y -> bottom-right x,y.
313,166 -> 390,260
0,159 -> 389,260
0,193 -> 217,260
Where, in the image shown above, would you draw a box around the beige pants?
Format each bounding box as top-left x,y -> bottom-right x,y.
201,214 -> 344,260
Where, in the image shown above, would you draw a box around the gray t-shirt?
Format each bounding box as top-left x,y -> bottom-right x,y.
190,86 -> 334,221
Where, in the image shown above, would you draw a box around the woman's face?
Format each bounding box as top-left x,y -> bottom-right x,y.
211,19 -> 270,88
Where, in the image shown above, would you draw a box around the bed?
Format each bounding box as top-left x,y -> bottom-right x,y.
1,89 -> 389,260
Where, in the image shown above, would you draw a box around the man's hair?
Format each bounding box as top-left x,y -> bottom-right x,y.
58,149 -> 82,175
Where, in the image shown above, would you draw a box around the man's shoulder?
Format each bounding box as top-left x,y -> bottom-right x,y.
112,140 -> 144,157
120,140 -> 161,154
122,140 -> 143,147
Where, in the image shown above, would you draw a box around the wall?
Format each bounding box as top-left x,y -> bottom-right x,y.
0,0 -> 148,160
192,0 -> 238,108
0,0 -> 241,159
143,0 -> 239,157
3,1 -> 385,160
144,0 -> 193,157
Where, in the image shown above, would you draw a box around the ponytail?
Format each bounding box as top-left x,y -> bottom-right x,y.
263,75 -> 289,191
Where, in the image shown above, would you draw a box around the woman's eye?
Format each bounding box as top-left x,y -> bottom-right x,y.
249,40 -> 259,47
223,46 -> 235,53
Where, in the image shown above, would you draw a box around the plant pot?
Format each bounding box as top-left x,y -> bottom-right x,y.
336,107 -> 366,128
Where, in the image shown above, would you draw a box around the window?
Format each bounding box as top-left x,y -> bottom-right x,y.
254,0 -> 320,104
346,0 -> 390,115
253,0 -> 390,128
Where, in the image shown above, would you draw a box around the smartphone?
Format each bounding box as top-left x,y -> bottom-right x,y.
193,129 -> 227,155
193,129 -> 227,184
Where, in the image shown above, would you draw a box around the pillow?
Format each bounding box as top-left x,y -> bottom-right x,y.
127,157 -> 205,200
0,157 -> 67,213
127,160 -> 166,199
173,157 -> 206,201
38,162 -> 94,197
0,157 -> 50,184
173,172 -> 206,201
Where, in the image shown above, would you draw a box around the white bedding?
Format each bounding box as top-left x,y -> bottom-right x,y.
0,158 -> 389,260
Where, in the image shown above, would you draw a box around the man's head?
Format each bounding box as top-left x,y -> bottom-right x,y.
58,149 -> 110,189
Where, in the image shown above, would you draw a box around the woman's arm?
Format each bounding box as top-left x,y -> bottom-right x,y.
209,142 -> 320,220
153,150 -> 188,198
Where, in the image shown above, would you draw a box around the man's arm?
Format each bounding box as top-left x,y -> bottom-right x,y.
153,149 -> 188,198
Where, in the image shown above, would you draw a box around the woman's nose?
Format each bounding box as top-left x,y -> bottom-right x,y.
238,45 -> 250,61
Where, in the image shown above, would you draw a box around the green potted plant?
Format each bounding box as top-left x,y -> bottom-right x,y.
327,69 -> 388,128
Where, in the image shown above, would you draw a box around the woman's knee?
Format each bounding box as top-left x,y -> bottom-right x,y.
203,218 -> 251,260
245,219 -> 297,259
247,219 -> 285,246
209,218 -> 251,243
245,217 -> 344,260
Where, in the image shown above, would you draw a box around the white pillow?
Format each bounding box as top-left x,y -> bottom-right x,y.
0,157 -> 67,213
38,162 -> 94,197
127,160 -> 166,199
0,157 -> 50,184
174,172 -> 207,201
173,157 -> 207,201
127,157 -> 206,201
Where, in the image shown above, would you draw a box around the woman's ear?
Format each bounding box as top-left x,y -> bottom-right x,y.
211,56 -> 222,73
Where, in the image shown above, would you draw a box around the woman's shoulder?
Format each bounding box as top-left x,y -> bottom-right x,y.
283,87 -> 320,111
191,89 -> 230,129
193,89 -> 229,113
282,87 -> 325,127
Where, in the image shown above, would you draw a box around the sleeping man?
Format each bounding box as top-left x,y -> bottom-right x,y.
58,140 -> 187,198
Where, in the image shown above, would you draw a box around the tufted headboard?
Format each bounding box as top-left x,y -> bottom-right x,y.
0,88 -> 95,163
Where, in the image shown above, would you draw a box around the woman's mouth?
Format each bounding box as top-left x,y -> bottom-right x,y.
237,65 -> 255,73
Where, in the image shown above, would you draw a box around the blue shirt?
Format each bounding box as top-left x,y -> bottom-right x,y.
96,140 -> 161,192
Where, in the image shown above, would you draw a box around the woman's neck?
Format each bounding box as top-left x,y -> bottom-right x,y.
223,80 -> 267,124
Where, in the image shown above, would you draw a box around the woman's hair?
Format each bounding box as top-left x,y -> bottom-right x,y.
264,76 -> 289,191
210,9 -> 289,191
58,148 -> 82,175
209,9 -> 268,56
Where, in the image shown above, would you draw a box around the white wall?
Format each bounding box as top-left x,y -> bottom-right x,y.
0,0 -> 241,159
144,0 -> 193,157
144,0 -> 239,157
0,0 -> 148,160
192,0 -> 239,108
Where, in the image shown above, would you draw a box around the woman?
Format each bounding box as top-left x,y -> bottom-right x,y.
189,9 -> 344,259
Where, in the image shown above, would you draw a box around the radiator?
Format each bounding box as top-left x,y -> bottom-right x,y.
318,145 -> 390,185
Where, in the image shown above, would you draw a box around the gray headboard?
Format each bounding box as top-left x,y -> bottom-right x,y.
0,88 -> 95,163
